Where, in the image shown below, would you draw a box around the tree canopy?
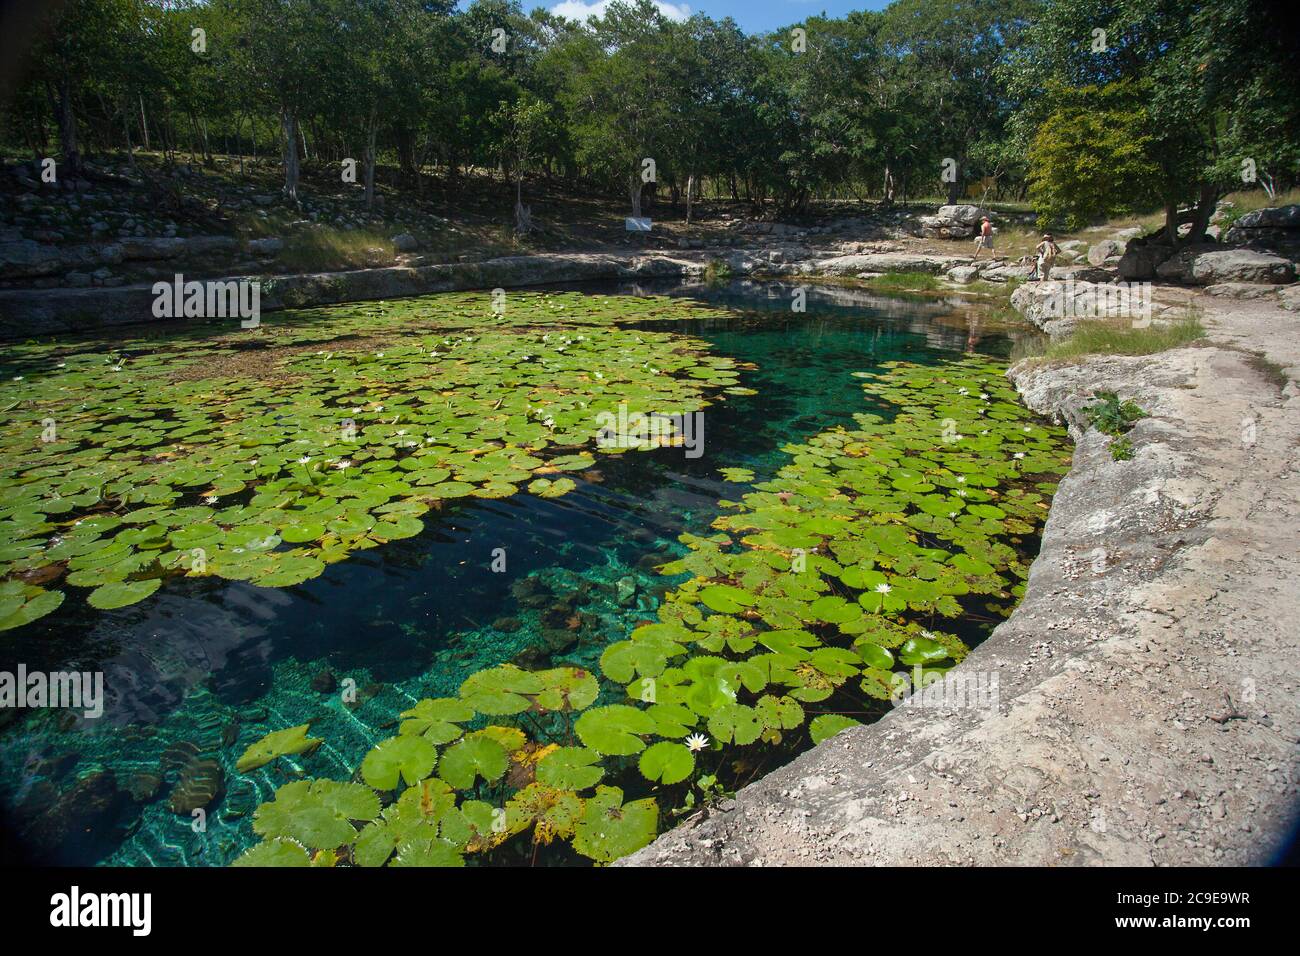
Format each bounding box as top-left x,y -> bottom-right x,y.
2,0 -> 1296,234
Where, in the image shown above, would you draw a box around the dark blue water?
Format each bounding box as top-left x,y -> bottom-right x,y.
0,280 -> 1023,866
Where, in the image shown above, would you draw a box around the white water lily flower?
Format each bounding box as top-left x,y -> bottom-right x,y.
957,387 -> 969,394
298,456 -> 311,464
957,475 -> 966,483
203,496 -> 218,505
956,489 -> 967,497
948,511 -> 959,518
874,582 -> 892,594
685,733 -> 710,753
1013,451 -> 1025,459
335,459 -> 352,470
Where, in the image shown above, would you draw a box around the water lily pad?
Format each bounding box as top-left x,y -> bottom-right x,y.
232,838 -> 313,867
86,578 -> 161,610
537,746 -> 605,790
237,723 -> 323,772
571,786 -> 658,864
361,735 -> 438,790
574,704 -> 657,756
399,697 -> 476,744
438,735 -> 508,789
252,779 -> 380,849
637,741 -> 695,785
809,714 -> 863,744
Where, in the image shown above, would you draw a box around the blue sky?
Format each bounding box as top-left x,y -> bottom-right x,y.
535,1 -> 893,35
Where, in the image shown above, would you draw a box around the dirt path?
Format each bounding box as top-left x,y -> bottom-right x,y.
622,293 -> 1300,866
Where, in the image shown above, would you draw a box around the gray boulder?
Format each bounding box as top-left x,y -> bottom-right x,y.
185,236 -> 239,256
919,204 -> 993,239
1202,282 -> 1282,299
391,232 -> 420,253
1176,248 -> 1294,285
247,237 -> 284,256
815,252 -> 968,276
1087,239 -> 1126,266
0,240 -> 64,278
120,236 -> 187,260
1224,204 -> 1300,247
1118,241 -> 1176,280
937,204 -> 993,225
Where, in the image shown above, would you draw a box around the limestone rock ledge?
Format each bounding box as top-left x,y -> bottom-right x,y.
0,251 -> 707,337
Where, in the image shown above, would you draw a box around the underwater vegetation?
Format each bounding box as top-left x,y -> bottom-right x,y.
0,291 -> 750,631
231,355 -> 1071,867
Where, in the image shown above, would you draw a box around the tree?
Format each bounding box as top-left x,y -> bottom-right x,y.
22,0 -> 137,176
1026,82 -> 1160,229
1007,0 -> 1300,243
491,94 -> 552,232
556,0 -> 677,219
217,0 -> 334,200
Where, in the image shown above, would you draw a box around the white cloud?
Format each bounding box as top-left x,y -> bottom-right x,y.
549,0 -> 692,23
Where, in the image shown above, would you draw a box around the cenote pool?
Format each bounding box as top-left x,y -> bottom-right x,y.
0,280 -> 1069,866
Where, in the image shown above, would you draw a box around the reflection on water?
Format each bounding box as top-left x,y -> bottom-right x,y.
0,279 -> 1031,865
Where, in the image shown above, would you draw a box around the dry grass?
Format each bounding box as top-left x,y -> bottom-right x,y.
274,227 -> 396,271
1013,310 -> 1206,364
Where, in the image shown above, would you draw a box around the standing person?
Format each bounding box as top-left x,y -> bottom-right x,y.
973,216 -> 994,260
1035,233 -> 1061,281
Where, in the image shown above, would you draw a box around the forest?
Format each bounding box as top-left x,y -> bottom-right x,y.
3,0 -> 1298,239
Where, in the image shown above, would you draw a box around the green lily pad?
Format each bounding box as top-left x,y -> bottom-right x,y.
86,578 -> 161,610
236,723 -> 323,772
361,735 -> 438,790
637,741 -> 695,785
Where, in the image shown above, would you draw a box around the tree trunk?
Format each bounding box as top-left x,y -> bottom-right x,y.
1163,202 -> 1179,244
629,175 -> 644,219
363,114 -> 377,210
200,117 -> 212,166
138,95 -> 150,150
281,109 -> 300,201
686,172 -> 695,225
1182,183 -> 1218,246
54,75 -> 82,176
122,96 -> 135,167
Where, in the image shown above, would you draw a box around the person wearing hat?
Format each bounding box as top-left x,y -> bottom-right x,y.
973,216 -> 994,260
1034,233 -> 1061,281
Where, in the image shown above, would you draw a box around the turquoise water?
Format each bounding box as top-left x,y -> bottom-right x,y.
0,280 -> 1023,866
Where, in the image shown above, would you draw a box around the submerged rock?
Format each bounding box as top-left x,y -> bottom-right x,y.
19,770 -> 130,865
616,575 -> 639,607
169,759 -> 224,815
127,771 -> 162,803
